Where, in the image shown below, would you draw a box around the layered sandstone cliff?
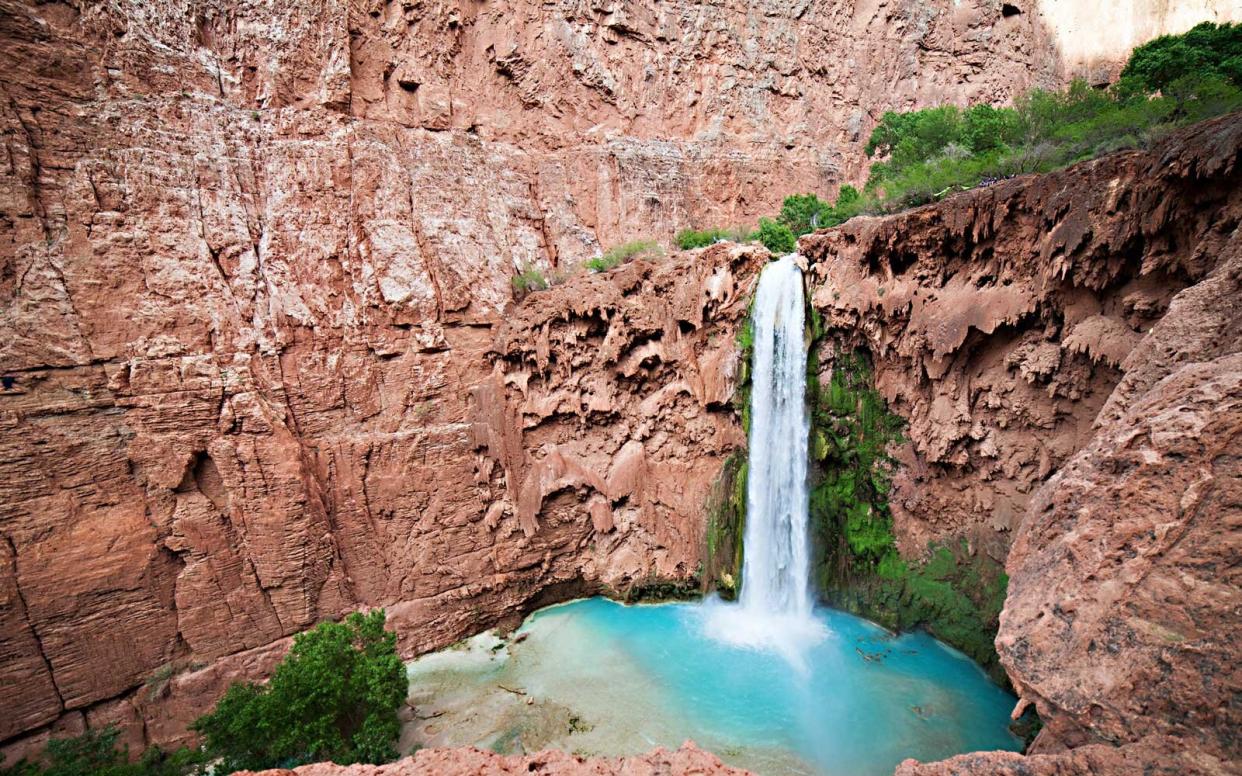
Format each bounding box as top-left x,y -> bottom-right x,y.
0,0 -> 1117,753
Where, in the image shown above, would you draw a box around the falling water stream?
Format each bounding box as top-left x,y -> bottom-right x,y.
740,254 -> 813,619
701,254 -> 826,665
402,255 -> 1021,774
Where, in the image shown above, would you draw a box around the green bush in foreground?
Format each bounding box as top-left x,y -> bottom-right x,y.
0,727 -> 207,776
191,610 -> 406,773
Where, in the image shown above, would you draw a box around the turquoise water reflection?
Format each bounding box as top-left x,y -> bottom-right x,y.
515,597 -> 1019,775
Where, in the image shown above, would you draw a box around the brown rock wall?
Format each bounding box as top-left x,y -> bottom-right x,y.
801,114 -> 1241,562
3,0 -> 1239,763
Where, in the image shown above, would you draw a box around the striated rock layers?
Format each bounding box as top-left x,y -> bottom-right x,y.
0,232 -> 761,758
2,0 -> 1240,765
234,742 -> 751,776
803,114 -> 1241,773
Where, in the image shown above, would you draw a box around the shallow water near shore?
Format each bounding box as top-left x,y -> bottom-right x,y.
403,597 -> 1020,776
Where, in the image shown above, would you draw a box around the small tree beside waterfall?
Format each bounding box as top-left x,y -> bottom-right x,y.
192,610 -> 407,772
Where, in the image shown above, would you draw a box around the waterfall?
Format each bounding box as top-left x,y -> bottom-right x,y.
702,254 -> 824,663
740,254 -> 812,619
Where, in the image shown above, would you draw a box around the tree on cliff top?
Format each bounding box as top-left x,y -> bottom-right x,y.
1119,21 -> 1242,93
191,609 -> 407,773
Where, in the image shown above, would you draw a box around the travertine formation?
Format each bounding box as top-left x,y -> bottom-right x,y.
236,742 -> 750,776
802,115 -> 1242,565
803,115 -> 1241,773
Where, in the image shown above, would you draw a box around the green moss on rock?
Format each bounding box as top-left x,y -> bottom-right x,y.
702,452 -> 746,600
807,349 -> 1010,683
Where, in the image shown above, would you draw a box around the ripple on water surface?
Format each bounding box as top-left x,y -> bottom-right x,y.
404,597 -> 1021,776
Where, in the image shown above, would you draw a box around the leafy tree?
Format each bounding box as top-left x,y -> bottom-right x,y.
753,217 -> 796,254
865,105 -> 964,181
778,193 -> 834,236
1120,21 -> 1242,92
778,186 -> 867,237
192,610 -> 406,774
961,103 -> 1021,153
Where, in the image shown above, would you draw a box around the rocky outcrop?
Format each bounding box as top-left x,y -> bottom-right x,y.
895,734 -> 1233,776
236,742 -> 750,776
803,115 -> 1241,773
0,232 -> 759,757
997,311 -> 1240,761
0,0 -> 1121,751
802,114 -> 1241,564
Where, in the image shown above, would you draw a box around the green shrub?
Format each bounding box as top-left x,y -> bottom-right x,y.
191,610 -> 406,773
511,264 -> 549,295
753,218 -> 796,254
1119,21 -> 1242,92
0,727 -> 208,776
860,25 -> 1242,212
675,227 -> 750,249
778,194 -> 835,236
586,239 -> 662,272
778,187 -> 866,236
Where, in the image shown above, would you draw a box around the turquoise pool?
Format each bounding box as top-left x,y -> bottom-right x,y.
404,597 -> 1021,775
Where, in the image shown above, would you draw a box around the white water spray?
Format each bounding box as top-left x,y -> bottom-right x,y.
703,254 -> 824,663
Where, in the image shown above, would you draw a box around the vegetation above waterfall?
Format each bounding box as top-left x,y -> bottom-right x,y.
862,22 -> 1241,211
675,22 -> 1241,245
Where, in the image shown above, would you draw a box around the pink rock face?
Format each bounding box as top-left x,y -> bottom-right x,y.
800,115 -> 1241,773
235,742 -> 751,775
894,734 -> 1234,775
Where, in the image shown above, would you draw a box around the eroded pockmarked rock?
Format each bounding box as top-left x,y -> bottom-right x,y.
803,115 -> 1241,774
801,115 -> 1242,566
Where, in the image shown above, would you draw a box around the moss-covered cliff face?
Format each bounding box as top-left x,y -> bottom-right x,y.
806,349 -> 1011,683
701,313 -> 754,600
